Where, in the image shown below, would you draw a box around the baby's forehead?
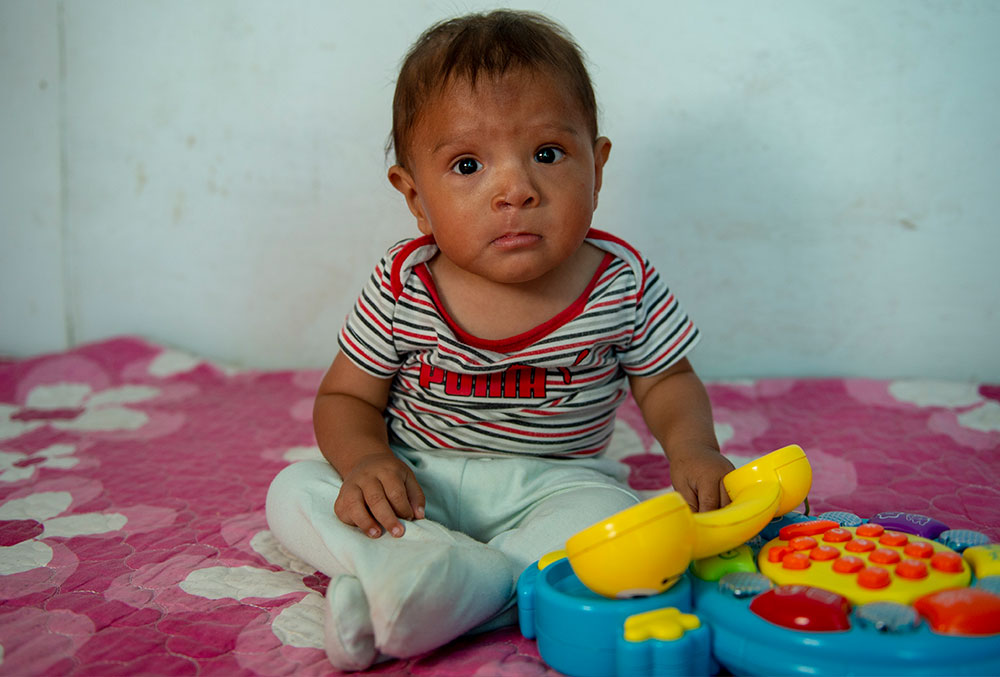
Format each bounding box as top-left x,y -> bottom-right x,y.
395,64 -> 598,168
422,68 -> 588,120
412,73 -> 589,148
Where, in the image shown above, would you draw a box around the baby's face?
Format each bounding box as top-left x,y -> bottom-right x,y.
389,69 -> 610,287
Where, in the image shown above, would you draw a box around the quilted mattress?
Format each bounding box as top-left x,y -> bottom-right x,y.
1,337 -> 997,675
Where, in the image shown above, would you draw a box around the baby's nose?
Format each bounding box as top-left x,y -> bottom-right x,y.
492,163 -> 539,210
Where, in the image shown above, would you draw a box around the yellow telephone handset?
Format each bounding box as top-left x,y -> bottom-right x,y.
565,445 -> 811,598
691,444 -> 811,558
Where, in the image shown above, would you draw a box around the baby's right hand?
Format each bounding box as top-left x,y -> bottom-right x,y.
334,453 -> 426,538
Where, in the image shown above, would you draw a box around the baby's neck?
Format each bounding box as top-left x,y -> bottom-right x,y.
426,243 -> 605,342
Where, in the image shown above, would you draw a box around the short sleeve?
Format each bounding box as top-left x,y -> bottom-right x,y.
337,253 -> 403,378
618,260 -> 700,377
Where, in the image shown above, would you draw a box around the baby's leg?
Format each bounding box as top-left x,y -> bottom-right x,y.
265,460 -> 515,669
483,460 -> 640,577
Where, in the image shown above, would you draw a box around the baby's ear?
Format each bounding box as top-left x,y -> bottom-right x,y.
592,137 -> 612,208
388,165 -> 432,235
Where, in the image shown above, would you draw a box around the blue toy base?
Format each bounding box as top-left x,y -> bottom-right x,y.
517,556 -> 715,677
517,512 -> 1000,677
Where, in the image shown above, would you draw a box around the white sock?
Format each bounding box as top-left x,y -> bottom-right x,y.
372,533 -> 516,658
323,575 -> 377,671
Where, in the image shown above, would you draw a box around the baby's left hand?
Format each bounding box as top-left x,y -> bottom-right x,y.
669,445 -> 735,512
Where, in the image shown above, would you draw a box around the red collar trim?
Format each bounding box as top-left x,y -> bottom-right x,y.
413,252 -> 613,353
388,228 -> 638,353
390,234 -> 436,300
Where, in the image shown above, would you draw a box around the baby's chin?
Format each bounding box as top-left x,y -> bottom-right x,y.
475,261 -> 564,287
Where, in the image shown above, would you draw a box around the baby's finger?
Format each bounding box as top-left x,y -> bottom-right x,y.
362,484 -> 406,538
405,473 -> 426,520
382,476 -> 416,523
335,485 -> 383,538
695,479 -> 722,512
676,484 -> 699,513
718,478 -> 732,508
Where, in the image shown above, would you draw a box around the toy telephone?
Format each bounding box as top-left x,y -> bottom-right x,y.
565,444 -> 811,598
519,446 -> 1000,677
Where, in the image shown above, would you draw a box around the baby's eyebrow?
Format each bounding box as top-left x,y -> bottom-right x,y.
426,124 -> 486,155
430,123 -> 585,155
535,122 -> 584,137
431,135 -> 477,156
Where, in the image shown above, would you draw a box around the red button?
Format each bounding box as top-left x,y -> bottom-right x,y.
930,551 -> 964,573
833,556 -> 864,574
903,542 -> 935,559
869,548 -> 902,565
878,531 -> 909,547
822,528 -> 852,543
768,546 -> 791,563
750,585 -> 852,631
809,545 -> 841,561
896,559 -> 929,580
914,588 -> 1000,636
858,566 -> 891,589
783,552 -> 812,570
856,523 -> 885,538
789,536 -> 818,551
778,520 -> 840,541
845,538 -> 876,553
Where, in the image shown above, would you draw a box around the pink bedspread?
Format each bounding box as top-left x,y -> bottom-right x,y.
1,337 -> 997,675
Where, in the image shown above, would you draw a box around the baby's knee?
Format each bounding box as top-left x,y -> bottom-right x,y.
265,460 -> 341,525
543,484 -> 638,524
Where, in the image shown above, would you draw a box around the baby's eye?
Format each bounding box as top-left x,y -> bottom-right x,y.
534,147 -> 565,164
452,157 -> 482,175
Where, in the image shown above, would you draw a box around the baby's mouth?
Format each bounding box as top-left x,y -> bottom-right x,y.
491,232 -> 541,249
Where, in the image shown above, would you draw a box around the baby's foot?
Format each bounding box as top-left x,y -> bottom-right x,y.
323,575 -> 377,671
371,524 -> 516,658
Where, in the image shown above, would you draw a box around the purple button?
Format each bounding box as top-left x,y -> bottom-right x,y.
868,512 -> 949,539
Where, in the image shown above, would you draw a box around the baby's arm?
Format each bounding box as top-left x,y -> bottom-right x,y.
313,352 -> 425,538
628,358 -> 734,511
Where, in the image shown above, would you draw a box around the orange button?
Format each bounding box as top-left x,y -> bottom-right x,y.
833,556 -> 864,574
930,551 -> 964,573
896,559 -> 929,580
778,520 -> 840,541
768,546 -> 791,563
869,548 -> 902,565
782,552 -> 812,570
822,528 -> 852,543
845,538 -> 876,553
856,523 -> 885,538
789,536 -> 818,551
903,542 -> 935,559
809,545 -> 841,561
878,531 -> 909,547
858,566 -> 891,589
914,588 -> 1000,636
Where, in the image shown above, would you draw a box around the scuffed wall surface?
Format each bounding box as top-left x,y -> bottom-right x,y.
2,1 -> 998,378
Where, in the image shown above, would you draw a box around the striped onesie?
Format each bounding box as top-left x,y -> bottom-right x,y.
339,228 -> 700,458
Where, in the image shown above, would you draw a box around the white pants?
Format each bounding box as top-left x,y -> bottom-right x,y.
265,448 -> 639,664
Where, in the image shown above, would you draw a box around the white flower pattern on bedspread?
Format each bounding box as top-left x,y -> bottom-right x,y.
0,443 -> 78,483
0,489 -> 127,575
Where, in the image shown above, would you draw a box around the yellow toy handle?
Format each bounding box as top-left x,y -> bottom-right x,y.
564,445 -> 811,599
691,444 -> 810,558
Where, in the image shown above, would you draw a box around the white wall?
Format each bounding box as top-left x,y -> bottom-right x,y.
2,0 -> 999,379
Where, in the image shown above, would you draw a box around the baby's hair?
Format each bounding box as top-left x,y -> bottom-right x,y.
389,9 -> 598,168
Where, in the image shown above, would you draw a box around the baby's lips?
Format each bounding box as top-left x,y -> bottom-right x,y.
491,232 -> 541,248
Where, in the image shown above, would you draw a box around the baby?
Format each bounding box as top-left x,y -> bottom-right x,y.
266,9 -> 734,671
